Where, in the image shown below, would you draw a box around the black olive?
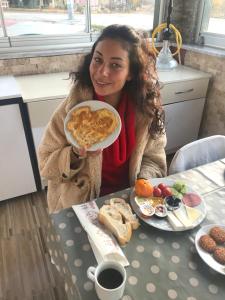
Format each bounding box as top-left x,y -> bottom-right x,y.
165,196 -> 181,209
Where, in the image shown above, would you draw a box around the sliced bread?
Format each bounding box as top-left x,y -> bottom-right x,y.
98,205 -> 132,245
109,198 -> 140,230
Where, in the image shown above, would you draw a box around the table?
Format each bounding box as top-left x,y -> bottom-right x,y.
46,159 -> 225,300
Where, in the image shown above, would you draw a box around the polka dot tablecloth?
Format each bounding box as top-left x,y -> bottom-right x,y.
47,160 -> 225,300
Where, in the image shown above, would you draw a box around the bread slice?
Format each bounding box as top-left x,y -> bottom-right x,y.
109,198 -> 140,230
98,205 -> 132,245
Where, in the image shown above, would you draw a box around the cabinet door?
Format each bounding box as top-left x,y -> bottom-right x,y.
0,104 -> 36,201
164,98 -> 205,153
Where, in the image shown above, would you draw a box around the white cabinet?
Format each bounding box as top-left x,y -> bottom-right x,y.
158,65 -> 211,154
16,73 -> 69,187
163,98 -> 205,153
0,104 -> 37,201
16,72 -> 69,153
0,76 -> 38,201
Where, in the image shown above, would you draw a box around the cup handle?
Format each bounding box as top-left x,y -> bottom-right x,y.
87,266 -> 96,282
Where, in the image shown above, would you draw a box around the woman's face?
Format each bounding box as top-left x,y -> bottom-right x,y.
89,38 -> 131,102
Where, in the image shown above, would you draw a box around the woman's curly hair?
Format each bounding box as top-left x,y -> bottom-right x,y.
71,24 -> 165,137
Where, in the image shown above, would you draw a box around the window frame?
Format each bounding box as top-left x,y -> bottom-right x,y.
0,0 -> 160,57
198,0 -> 225,49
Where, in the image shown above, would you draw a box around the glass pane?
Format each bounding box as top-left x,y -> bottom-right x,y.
91,0 -> 155,32
2,0 -> 86,36
0,2 -> 7,36
207,0 -> 225,34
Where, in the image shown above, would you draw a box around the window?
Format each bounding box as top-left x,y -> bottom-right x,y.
0,0 -> 158,54
199,0 -> 225,49
91,0 -> 155,31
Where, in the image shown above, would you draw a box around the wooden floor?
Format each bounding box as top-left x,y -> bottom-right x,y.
0,190 -> 68,300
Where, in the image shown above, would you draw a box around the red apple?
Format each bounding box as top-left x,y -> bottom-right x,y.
162,186 -> 173,197
153,187 -> 162,197
158,183 -> 167,191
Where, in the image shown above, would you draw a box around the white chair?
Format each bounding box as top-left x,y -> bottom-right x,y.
169,135 -> 225,175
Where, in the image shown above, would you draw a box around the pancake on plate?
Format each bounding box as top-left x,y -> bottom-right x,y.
66,106 -> 118,149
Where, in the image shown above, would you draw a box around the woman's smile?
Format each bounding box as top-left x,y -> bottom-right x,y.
94,79 -> 111,86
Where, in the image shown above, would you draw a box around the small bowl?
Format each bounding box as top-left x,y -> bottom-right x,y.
139,202 -> 155,218
164,196 -> 181,211
154,204 -> 168,218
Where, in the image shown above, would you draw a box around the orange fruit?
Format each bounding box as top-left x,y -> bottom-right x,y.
135,179 -> 153,197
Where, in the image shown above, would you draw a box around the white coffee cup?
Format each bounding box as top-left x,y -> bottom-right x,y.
87,261 -> 126,300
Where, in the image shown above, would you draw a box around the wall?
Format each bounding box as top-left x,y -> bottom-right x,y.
164,0 -> 202,44
184,50 -> 225,137
0,53 -> 84,76
175,0 -> 200,44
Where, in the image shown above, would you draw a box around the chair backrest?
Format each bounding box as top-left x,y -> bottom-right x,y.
168,135 -> 225,175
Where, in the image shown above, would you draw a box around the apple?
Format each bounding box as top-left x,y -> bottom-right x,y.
162,186 -> 173,197
153,187 -> 162,197
158,183 -> 167,190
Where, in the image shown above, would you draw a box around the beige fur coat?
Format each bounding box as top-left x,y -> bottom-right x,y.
38,82 -> 167,213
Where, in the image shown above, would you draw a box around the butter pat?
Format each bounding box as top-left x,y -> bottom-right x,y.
185,205 -> 202,222
167,212 -> 184,230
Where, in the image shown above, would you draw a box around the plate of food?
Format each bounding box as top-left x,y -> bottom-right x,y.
64,100 -> 122,151
195,224 -> 225,275
130,178 -> 207,231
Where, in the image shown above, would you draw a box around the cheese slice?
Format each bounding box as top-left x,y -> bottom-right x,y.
167,212 -> 184,230
185,205 -> 202,222
173,207 -> 193,227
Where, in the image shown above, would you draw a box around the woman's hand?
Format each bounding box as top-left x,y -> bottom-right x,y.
73,147 -> 102,158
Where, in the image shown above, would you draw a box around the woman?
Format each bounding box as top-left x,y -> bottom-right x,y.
38,24 -> 167,213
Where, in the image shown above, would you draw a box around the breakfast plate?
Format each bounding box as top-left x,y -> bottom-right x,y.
130,178 -> 207,231
195,224 -> 225,275
64,100 -> 122,151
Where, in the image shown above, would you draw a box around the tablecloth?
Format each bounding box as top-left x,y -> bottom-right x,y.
46,159 -> 225,300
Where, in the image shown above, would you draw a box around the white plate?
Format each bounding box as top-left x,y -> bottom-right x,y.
64,100 -> 122,151
130,178 -> 207,232
195,224 -> 225,275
